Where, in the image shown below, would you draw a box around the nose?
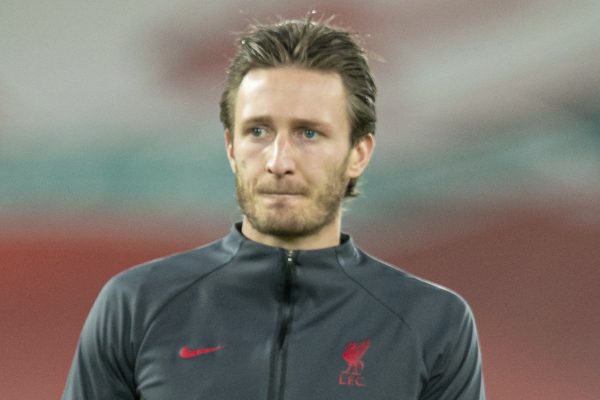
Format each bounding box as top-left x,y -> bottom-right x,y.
266,133 -> 295,176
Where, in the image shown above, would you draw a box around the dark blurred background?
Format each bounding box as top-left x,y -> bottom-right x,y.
1,1 -> 599,399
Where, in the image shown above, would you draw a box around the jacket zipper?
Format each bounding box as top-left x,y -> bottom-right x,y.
268,250 -> 296,400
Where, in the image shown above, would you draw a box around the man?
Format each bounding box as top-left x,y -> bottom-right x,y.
63,17 -> 485,399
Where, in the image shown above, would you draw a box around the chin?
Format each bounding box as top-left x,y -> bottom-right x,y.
251,209 -> 332,238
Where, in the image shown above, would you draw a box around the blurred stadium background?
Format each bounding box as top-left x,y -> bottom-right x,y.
1,1 -> 599,398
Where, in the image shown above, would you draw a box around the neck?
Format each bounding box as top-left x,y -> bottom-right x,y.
240,214 -> 342,251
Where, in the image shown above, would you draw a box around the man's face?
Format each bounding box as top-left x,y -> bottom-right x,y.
226,67 -> 372,239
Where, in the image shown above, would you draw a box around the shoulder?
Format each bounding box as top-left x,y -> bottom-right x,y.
350,254 -> 486,397
96,236 -> 239,322
115,237 -> 233,284
345,249 -> 474,336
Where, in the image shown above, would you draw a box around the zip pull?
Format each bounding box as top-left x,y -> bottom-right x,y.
286,250 -> 297,264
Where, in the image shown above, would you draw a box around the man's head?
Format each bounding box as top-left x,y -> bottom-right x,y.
221,17 -> 376,247
220,16 -> 377,198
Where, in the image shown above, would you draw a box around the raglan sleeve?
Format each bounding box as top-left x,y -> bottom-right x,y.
420,299 -> 485,400
62,274 -> 138,400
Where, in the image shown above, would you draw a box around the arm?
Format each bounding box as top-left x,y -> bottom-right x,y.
62,276 -> 138,399
420,303 -> 485,400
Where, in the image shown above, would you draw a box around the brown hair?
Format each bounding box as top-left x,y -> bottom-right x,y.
220,16 -> 376,197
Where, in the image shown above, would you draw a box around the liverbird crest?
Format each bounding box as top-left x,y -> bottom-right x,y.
342,339 -> 371,375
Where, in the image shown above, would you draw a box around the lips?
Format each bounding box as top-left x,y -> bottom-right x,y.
259,191 -> 305,204
261,192 -> 302,196
257,187 -> 306,196
256,183 -> 307,197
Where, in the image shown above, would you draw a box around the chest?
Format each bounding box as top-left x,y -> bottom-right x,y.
133,287 -> 427,399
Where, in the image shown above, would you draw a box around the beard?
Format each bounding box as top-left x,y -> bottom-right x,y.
234,158 -> 350,239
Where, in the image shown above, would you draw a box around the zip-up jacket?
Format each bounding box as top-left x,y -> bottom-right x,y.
63,223 -> 485,399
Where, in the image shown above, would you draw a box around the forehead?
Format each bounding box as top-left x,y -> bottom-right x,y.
234,67 -> 349,130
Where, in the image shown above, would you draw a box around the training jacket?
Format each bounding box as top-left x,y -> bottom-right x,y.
63,223 -> 485,399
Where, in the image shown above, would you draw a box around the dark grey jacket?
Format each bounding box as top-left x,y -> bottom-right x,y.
63,224 -> 485,399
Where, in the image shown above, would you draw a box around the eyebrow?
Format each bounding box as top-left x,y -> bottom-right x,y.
240,116 -> 332,130
240,116 -> 273,127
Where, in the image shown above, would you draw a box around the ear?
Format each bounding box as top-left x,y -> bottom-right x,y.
224,129 -> 237,173
347,133 -> 375,178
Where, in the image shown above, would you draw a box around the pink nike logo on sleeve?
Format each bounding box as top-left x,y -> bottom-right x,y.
179,345 -> 223,359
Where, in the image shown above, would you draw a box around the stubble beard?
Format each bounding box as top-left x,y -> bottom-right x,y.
235,161 -> 349,239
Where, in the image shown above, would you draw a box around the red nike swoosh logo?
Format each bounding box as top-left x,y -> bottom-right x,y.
179,345 -> 223,359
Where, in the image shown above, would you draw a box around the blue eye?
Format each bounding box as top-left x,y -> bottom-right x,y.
303,129 -> 319,139
249,127 -> 266,137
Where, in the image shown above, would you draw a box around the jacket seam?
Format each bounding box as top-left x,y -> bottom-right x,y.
335,253 -> 419,339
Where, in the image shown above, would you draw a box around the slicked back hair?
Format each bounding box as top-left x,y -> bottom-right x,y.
220,16 -> 377,197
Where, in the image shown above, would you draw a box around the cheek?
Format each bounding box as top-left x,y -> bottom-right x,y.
233,157 -> 260,184
236,144 -> 276,176
304,147 -> 350,174
234,141 -> 265,164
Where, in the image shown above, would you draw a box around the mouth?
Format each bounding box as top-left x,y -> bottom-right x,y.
258,186 -> 306,195
261,191 -> 302,196
259,191 -> 305,202
261,192 -> 303,198
256,183 -> 307,201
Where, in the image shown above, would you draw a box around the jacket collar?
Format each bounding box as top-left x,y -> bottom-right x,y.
222,222 -> 361,268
